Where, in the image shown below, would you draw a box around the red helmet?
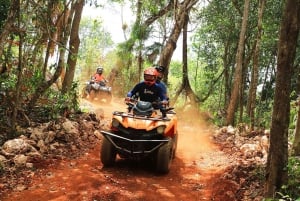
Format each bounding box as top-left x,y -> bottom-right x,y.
144,67 -> 158,86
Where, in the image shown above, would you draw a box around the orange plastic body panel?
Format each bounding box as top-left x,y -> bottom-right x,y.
111,112 -> 177,138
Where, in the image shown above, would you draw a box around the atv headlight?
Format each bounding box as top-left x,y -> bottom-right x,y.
157,126 -> 166,134
112,118 -> 120,128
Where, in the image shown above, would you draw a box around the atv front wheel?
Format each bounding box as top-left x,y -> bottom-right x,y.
155,138 -> 173,174
89,90 -> 96,101
100,137 -> 116,167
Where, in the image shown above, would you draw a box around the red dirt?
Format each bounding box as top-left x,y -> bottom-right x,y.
1,99 -> 232,201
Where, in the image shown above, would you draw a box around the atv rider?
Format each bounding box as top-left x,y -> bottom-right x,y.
86,66 -> 107,94
92,66 -> 107,86
126,67 -> 168,107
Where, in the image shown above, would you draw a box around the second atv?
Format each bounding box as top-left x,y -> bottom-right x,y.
82,79 -> 112,103
100,98 -> 178,174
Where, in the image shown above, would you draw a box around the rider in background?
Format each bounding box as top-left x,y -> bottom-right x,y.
86,66 -> 107,94
126,67 -> 168,105
93,66 -> 107,86
155,65 -> 168,100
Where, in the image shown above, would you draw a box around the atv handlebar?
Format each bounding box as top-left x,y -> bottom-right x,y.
124,97 -> 168,106
124,97 -> 173,117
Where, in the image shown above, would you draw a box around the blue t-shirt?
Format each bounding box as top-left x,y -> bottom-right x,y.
127,81 -> 167,102
156,81 -> 167,96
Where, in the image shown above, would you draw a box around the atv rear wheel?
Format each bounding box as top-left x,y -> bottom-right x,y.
100,137 -> 116,167
155,138 -> 173,174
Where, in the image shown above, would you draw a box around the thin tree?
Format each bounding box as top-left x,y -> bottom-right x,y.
62,0 -> 84,93
136,0 -> 143,82
172,8 -> 198,106
158,0 -> 199,84
292,95 -> 300,155
10,0 -> 22,136
247,0 -> 266,130
225,0 -> 250,126
264,0 -> 300,198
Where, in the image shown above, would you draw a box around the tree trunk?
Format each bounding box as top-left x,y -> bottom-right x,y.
41,1 -> 59,79
172,7 -> 198,106
10,0 -> 22,137
62,0 -> 84,93
223,40 -> 231,110
158,0 -> 199,85
264,0 -> 300,198
136,0 -> 143,82
225,0 -> 250,126
247,0 -> 266,130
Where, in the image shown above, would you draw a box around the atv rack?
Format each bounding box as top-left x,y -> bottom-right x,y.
112,111 -> 172,121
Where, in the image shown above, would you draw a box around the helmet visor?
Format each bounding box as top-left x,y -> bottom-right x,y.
144,74 -> 155,82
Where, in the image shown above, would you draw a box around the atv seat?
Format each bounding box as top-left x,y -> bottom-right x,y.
133,101 -> 154,116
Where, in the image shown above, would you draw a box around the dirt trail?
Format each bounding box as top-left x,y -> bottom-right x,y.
1,99 -> 231,201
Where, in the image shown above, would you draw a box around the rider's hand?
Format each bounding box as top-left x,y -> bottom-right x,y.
125,97 -> 131,102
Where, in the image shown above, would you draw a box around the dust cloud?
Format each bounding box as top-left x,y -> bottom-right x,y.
176,107 -> 217,163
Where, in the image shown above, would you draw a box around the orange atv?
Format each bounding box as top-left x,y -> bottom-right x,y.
100,98 -> 178,174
